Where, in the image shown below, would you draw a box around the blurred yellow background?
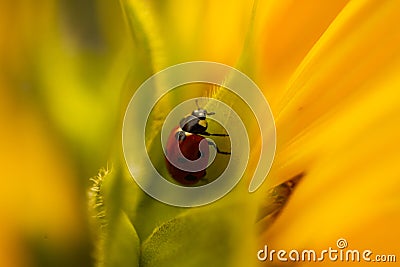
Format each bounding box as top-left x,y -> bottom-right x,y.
0,0 -> 130,265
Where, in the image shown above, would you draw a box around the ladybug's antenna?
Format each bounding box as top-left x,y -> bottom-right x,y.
195,99 -> 215,115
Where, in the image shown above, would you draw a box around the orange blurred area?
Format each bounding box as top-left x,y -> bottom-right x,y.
0,82 -> 92,265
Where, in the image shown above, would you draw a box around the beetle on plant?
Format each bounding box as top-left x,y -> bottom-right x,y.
165,100 -> 230,185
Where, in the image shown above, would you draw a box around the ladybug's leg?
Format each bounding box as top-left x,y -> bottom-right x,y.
202,131 -> 229,137
207,140 -> 231,155
175,131 -> 186,141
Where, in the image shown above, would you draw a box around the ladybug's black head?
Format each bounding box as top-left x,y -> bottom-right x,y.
191,109 -> 215,120
179,101 -> 216,134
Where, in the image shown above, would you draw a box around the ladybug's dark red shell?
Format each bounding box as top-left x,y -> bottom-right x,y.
165,126 -> 209,185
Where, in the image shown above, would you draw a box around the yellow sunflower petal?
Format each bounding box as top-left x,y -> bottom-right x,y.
275,0 -> 400,143
260,73 -> 400,241
262,0 -> 400,187
256,1 -> 400,265
254,0 -> 350,106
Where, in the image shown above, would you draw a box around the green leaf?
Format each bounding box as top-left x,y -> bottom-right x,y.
120,0 -> 165,73
120,162 -> 185,242
140,198 -> 258,267
100,211 -> 140,267
119,1 -> 206,240
89,167 -> 141,267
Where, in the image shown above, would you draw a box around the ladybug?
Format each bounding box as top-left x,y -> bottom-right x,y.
165,101 -> 231,185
